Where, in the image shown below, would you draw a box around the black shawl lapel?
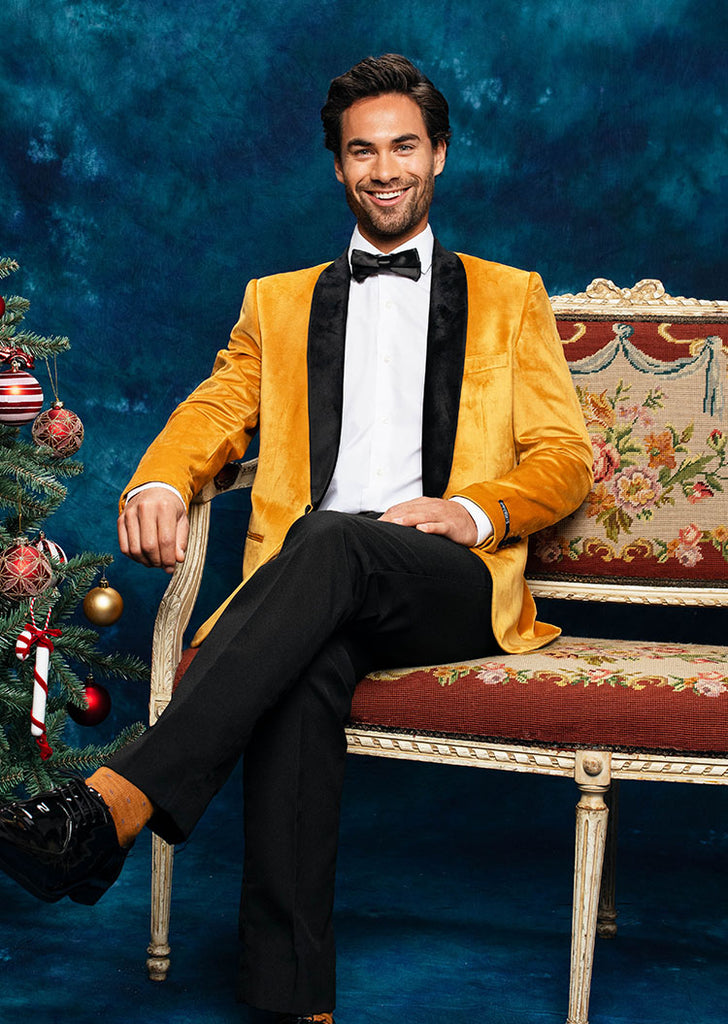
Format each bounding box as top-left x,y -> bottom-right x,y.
307,250 -> 350,507
422,240 -> 468,497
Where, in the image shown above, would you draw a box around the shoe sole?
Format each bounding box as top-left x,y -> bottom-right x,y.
0,845 -> 126,905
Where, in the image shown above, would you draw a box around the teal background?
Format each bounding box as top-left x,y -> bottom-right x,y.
0,0 -> 727,727
1,7 -> 728,1023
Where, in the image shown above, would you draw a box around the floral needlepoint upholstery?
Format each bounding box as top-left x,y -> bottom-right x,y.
526,317 -> 728,584
349,638 -> 728,755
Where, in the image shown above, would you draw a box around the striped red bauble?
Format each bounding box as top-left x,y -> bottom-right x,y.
0,361 -> 44,425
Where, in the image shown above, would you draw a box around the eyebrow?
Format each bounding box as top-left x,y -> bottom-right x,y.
346,132 -> 422,150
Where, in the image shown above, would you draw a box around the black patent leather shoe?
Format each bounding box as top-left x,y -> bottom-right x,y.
0,778 -> 128,905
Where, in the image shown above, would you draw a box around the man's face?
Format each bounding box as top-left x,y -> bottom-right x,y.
334,93 -> 447,253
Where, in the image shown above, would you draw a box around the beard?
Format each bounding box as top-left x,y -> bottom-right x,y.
343,170 -> 436,247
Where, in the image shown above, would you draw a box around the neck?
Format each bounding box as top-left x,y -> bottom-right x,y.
356,219 -> 430,253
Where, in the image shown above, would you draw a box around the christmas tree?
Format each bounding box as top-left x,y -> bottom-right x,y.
0,257 -> 146,800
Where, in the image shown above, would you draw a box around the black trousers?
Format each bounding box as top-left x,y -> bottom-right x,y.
108,510 -> 499,1014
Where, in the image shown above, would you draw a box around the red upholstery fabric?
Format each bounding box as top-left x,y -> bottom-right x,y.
172,637 -> 728,756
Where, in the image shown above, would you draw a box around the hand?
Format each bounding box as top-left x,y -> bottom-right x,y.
118,487 -> 189,573
379,497 -> 478,547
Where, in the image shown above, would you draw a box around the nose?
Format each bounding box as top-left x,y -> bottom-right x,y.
370,149 -> 398,183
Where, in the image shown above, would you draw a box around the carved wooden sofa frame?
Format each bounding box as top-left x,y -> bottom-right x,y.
145,279 -> 728,1024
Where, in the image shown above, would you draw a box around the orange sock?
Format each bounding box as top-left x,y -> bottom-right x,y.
86,767 -> 153,848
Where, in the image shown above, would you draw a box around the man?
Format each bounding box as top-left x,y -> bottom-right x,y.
0,55 -> 592,1023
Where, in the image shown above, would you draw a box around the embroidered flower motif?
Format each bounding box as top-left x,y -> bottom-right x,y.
674,543 -> 704,567
613,466 -> 662,515
694,672 -> 728,697
591,435 -> 621,483
531,528 -> 564,563
534,370 -> 728,562
687,481 -> 714,504
476,666 -> 509,686
708,429 -> 726,452
583,668 -> 616,681
678,523 -> 702,548
586,483 -> 616,518
618,403 -> 655,428
644,430 -> 677,470
580,389 -> 615,429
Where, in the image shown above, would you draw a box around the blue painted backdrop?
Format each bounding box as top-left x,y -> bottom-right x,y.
1,0 -> 726,729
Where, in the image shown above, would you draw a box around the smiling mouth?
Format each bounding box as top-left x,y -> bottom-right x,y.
365,186 -> 412,205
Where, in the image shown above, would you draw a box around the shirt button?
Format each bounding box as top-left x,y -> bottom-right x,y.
383,354 -> 391,364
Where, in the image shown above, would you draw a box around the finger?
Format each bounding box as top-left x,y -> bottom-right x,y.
380,499 -> 441,524
121,505 -> 154,567
152,508 -> 182,571
415,520 -> 449,535
117,515 -> 129,557
175,513 -> 189,562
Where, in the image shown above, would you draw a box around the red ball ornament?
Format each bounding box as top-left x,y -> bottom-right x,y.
0,539 -> 53,600
0,297 -> 5,317
0,363 -> 44,424
67,675 -> 111,727
32,401 -> 84,457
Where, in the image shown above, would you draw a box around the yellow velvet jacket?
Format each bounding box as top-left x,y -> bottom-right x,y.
122,242 -> 593,653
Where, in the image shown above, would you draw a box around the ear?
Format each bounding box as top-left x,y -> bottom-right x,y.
334,155 -> 345,184
433,139 -> 447,178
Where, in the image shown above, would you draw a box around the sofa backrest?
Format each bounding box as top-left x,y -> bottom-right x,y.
526,278 -> 728,605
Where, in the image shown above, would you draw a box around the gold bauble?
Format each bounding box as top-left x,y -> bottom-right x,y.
83,577 -> 124,625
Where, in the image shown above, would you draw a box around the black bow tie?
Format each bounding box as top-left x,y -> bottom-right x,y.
350,248 -> 422,283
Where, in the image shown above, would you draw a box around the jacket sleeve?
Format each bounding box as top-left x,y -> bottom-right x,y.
453,272 -> 593,550
119,279 -> 262,511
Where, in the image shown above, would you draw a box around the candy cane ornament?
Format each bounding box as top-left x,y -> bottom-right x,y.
15,599 -> 61,760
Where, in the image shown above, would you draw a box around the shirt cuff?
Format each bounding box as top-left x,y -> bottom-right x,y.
449,496 -> 493,546
126,481 -> 185,506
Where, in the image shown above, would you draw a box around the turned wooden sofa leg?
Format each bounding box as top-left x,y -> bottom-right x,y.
597,780 -> 620,939
147,834 -> 175,981
566,751 -> 611,1024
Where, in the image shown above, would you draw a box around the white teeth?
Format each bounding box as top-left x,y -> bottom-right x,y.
373,190 -> 403,199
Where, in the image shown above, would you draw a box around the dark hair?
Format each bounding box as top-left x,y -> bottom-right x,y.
321,53 -> 452,155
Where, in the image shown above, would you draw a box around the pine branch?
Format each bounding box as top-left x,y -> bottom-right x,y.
0,436 -> 84,477
0,768 -> 25,801
80,650 -> 149,681
49,723 -> 147,777
0,259 -> 19,280
47,652 -> 87,704
7,332 -> 70,357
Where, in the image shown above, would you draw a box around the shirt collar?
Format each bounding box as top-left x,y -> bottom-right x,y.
348,223 -> 434,276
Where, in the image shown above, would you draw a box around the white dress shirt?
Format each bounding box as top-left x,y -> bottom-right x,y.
131,224 -> 491,544
319,224 -> 491,543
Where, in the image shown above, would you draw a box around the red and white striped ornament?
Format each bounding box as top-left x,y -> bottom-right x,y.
15,598 -> 61,761
34,531 -> 67,565
0,362 -> 44,424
